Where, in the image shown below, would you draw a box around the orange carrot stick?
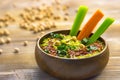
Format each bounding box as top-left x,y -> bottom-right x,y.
77,9 -> 104,40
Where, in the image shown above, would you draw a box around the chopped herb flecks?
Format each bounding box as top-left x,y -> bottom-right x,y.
40,33 -> 104,59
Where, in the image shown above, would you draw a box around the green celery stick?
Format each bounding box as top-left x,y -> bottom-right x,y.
70,5 -> 88,36
87,17 -> 115,45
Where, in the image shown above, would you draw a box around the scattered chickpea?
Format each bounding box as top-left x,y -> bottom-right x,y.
33,28 -> 39,33
62,5 -> 69,11
0,17 -> 7,22
14,48 -> 20,53
0,38 -> 5,45
4,21 -> 9,27
40,26 -> 45,31
23,41 -> 28,46
0,30 -> 4,36
24,8 -> 31,12
64,12 -> 69,16
0,22 -> 4,28
53,16 -> 61,20
0,49 -> 3,54
6,37 -> 12,43
19,23 -> 29,30
41,31 -> 45,34
37,27 -> 42,32
51,22 -> 56,28
35,16 -> 42,20
4,29 -> 10,36
64,16 -> 68,21
56,5 -> 61,10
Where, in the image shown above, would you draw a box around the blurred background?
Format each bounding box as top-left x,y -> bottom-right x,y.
0,0 -> 120,80
0,0 -> 119,24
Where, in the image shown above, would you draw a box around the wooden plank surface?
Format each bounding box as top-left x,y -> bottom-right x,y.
0,0 -> 120,80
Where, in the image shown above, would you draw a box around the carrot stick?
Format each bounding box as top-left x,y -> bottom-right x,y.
77,9 -> 104,40
70,6 -> 88,36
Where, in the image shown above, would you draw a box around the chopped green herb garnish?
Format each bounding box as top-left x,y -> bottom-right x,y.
50,33 -> 63,39
57,50 -> 67,57
87,46 -> 98,51
40,33 -> 104,59
44,49 -> 49,53
81,38 -> 89,45
57,44 -> 67,50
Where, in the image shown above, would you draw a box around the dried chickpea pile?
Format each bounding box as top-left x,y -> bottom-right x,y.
19,4 -> 69,33
0,1 -> 70,32
0,13 -> 15,45
0,1 -> 70,54
0,13 -> 15,28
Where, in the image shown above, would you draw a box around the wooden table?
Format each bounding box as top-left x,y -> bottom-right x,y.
0,0 -> 120,80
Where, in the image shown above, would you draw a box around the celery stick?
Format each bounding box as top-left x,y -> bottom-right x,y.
70,5 -> 88,36
87,17 -> 115,45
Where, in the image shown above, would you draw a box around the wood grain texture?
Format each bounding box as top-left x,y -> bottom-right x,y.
0,0 -> 120,80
